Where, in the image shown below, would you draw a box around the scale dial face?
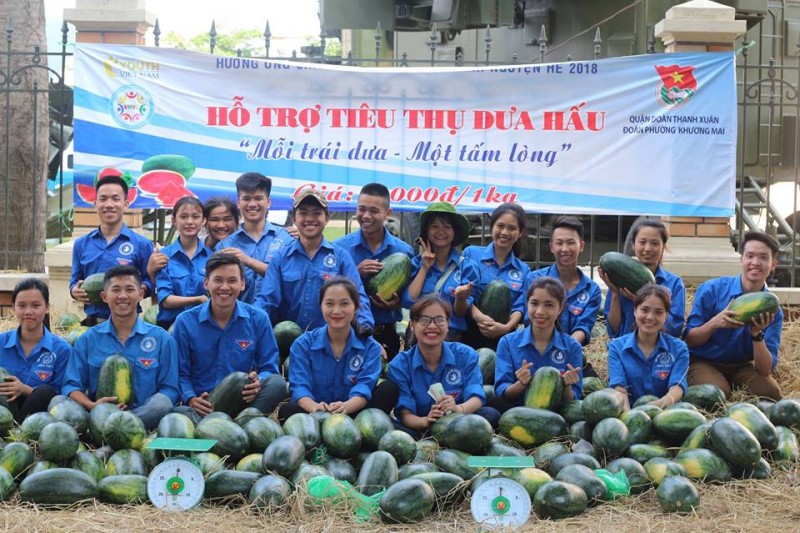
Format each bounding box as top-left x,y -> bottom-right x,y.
147,458 -> 205,511
471,477 -> 532,530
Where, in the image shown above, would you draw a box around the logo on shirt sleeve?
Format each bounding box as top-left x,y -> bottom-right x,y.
237,340 -> 253,350
445,368 -> 462,385
140,336 -> 157,352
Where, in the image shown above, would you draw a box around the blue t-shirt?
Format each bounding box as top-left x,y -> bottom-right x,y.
289,326 -> 382,404
388,342 -> 485,417
0,327 -> 71,390
216,222 -> 292,303
462,243 -> 529,320
604,265 -> 685,338
401,250 -> 480,332
684,275 -> 783,369
514,264 -> 602,344
494,327 -> 583,405
608,331 -> 689,404
172,300 -> 281,403
70,224 -> 154,319
254,237 -> 373,331
155,238 -> 212,325
334,228 -> 414,326
62,318 -> 179,407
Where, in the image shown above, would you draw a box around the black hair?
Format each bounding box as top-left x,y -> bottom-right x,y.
490,203 -> 528,257
103,265 -> 141,289
319,276 -> 361,315
172,196 -> 204,218
95,175 -> 129,196
235,172 -> 272,196
741,230 -> 780,257
205,251 -> 245,279
359,183 -> 391,208
623,217 -> 668,257
634,283 -> 672,310
204,196 -> 240,225
526,276 -> 566,331
409,294 -> 452,321
12,278 -> 51,331
551,216 -> 584,240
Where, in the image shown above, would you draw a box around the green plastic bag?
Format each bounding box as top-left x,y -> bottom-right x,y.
594,468 -> 631,499
306,475 -> 383,522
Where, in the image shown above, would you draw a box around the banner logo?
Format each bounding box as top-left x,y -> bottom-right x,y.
655,64 -> 698,109
110,85 -> 154,129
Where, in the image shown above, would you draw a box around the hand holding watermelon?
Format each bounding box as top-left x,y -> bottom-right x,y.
357,259 -> 384,277
0,375 -> 32,402
242,372 -> 261,404
749,311 -> 775,337
188,392 -> 212,417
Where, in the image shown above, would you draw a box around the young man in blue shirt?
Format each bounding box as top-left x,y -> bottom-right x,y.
70,176 -> 154,325
334,183 -> 413,360
172,252 -> 287,422
216,172 -> 292,303
684,231 -> 783,400
63,266 -> 178,430
255,188 -> 374,333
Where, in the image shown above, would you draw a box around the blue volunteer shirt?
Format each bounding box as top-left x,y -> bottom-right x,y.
513,264 -> 602,344
334,228 -> 414,326
0,327 -> 71,390
155,238 -> 212,325
604,265 -> 685,338
216,222 -> 292,303
289,325 -> 382,404
172,300 -> 280,403
462,243 -> 530,319
62,318 -> 179,407
254,237 -> 374,331
70,224 -> 154,319
684,276 -> 783,369
494,327 -> 583,405
608,331 -> 690,404
401,250 -> 480,332
388,342 -> 485,417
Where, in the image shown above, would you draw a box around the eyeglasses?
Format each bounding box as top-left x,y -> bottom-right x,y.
416,316 -> 447,326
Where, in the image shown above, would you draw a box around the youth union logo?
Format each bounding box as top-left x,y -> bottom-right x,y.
110,85 -> 154,129
349,353 -> 364,371
654,64 -> 698,109
118,242 -> 134,256
445,369 -> 462,385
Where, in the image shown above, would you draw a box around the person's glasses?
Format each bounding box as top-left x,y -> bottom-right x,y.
416,316 -> 447,326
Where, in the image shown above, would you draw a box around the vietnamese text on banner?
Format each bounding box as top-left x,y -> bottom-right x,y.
73,44 -> 736,216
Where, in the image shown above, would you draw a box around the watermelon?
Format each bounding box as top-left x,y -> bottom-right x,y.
409,472 -> 464,507
244,417 -> 284,453
236,453 -> 264,473
606,457 -> 650,494
234,407 -> 264,427
0,468 -> 14,502
498,407 -> 567,448
99,474 -> 149,504
652,408 -> 707,445
446,414 -> 493,455
49,397 -> 90,434
666,402 -> 699,412
772,425 -> 799,463
157,412 -> 195,439
207,372 -> 250,418
478,279 -> 512,323
27,461 -> 58,478
532,442 -> 570,468
548,453 -> 601,477
19,412 -> 55,443
487,437 -> 525,458
477,348 -> 496,386
708,418 -> 761,468
204,470 -> 260,499
398,462 -> 439,480
674,448 -> 732,482
378,430 -> 417,465
53,312 -> 82,331
0,442 -> 35,478
321,413 -> 362,459
555,464 -> 607,504
324,458 -> 358,484
681,421 -> 712,450
273,321 -> 302,363
282,413 -> 321,451
582,389 -> 625,424
727,402 -> 779,451
196,452 -> 225,477
728,291 -> 780,323
591,417 -> 630,459
571,439 -> 597,459
357,451 -> 399,496
430,412 -> 463,448
524,366 -> 564,411
19,468 -> 98,504
683,384 -> 726,412
599,251 -> 655,294
69,450 -> 106,482
569,421 -> 592,443
632,403 -> 662,419
619,409 -> 653,444
768,399 -> 800,430
195,417 -> 250,462
513,468 -> 552,499
433,449 -> 478,480
627,443 -> 670,464
734,457 -> 772,480
292,463 -> 330,487
105,449 -> 147,476
88,402 -> 120,446
656,475 -> 699,514
633,395 -> 659,407
141,305 -> 158,325
248,474 -> 292,509
38,422 -> 80,463
141,154 -> 196,180
103,411 -> 146,451
261,435 -> 305,478
644,457 -> 687,485
66,326 -> 89,346
367,253 -> 413,301
82,272 -> 106,306
533,480 -> 588,519
581,376 -> 606,395
379,478 -> 435,523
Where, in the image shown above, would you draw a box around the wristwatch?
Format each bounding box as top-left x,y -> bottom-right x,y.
752,331 -> 765,342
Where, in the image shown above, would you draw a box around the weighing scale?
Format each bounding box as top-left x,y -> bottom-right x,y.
145,437 -> 216,511
467,456 -> 535,530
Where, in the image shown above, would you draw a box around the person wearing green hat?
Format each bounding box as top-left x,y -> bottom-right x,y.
401,202 -> 480,341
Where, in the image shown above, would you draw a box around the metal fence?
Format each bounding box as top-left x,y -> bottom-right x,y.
2,10 -> 799,281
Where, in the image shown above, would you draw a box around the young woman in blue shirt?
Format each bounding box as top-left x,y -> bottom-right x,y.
607,284 -> 689,409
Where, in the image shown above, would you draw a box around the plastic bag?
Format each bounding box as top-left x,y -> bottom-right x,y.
594,468 -> 631,499
306,475 -> 383,522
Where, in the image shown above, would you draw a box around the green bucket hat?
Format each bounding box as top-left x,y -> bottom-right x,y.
419,202 -> 471,247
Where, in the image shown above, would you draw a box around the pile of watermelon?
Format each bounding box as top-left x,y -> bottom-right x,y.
0,376 -> 797,523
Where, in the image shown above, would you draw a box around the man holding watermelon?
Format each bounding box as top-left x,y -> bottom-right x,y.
684,231 -> 783,400
69,175 -> 154,325
63,266 -> 179,430
334,183 -> 413,360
